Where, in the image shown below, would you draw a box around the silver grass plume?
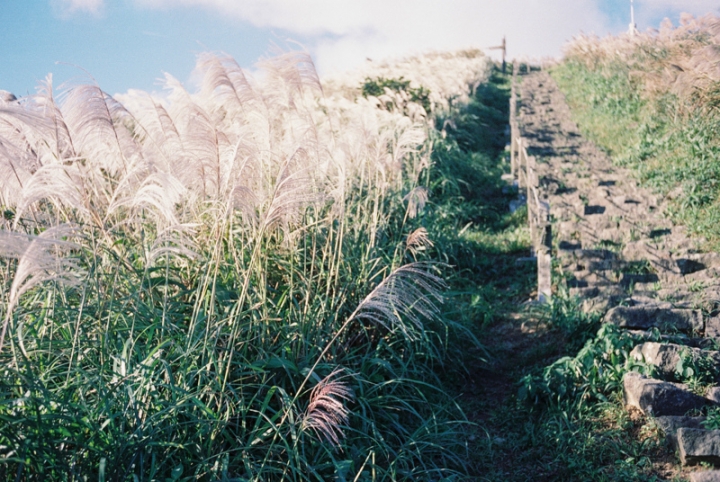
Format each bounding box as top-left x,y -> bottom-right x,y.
163,74 -> 221,196
60,83 -> 133,176
197,53 -> 259,115
300,368 -> 353,447
34,74 -> 77,162
351,262 -> 444,339
262,147 -> 320,231
257,50 -> 323,106
0,224 -> 83,353
403,186 -> 429,219
406,227 -> 434,257
109,169 -> 187,229
147,223 -> 198,265
16,163 -> 89,224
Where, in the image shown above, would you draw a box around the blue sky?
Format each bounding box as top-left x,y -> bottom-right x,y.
2,0 -> 719,97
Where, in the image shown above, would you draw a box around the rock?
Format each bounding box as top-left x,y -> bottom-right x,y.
690,471 -> 720,482
558,240 -> 582,251
654,415 -> 707,447
0,90 -> 16,102
707,388 -> 720,404
570,286 -> 599,298
605,305 -> 703,333
626,297 -> 667,308
570,249 -> 616,261
678,258 -> 708,275
706,316 -> 720,340
582,295 -> 623,314
584,204 -> 606,215
629,342 -> 720,379
678,428 -> 720,465
623,372 -> 714,416
626,330 -> 694,346
619,272 -> 660,287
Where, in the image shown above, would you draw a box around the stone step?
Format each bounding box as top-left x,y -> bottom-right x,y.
678,428 -> 720,466
626,330 -> 698,347
605,305 -> 703,333
685,267 -> 720,284
623,372 -> 715,416
689,471 -> 720,482
569,285 -> 626,300
630,342 -> 720,380
654,415 -> 706,448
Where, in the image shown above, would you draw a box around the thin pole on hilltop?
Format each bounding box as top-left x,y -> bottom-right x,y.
628,0 -> 638,36
489,37 -> 507,73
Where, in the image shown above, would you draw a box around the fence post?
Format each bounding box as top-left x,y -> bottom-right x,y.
510,62 -> 517,178
526,155 -> 537,255
537,200 -> 552,302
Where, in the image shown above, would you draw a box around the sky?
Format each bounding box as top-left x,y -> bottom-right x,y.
2,0 -> 720,97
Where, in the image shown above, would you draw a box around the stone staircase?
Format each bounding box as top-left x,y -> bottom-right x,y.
518,70 -> 720,481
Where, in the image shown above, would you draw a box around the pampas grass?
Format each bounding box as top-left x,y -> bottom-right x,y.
0,47 -> 489,480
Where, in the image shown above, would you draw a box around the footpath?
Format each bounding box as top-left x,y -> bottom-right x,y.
518,70 -> 720,482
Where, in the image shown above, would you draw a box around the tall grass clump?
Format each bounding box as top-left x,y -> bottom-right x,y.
553,13 -> 720,247
0,49 -> 490,480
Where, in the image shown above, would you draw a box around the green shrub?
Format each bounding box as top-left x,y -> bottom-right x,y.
361,76 -> 432,113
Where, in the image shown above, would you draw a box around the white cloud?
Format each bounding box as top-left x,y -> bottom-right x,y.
52,0 -> 104,16
135,0 -> 612,74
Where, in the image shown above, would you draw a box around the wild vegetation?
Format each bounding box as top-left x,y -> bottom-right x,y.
8,17 -> 716,478
0,49 -> 491,480
484,15 -> 720,480
553,13 -> 720,248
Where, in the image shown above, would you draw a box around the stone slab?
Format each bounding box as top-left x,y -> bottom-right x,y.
623,372 -> 714,416
605,305 -> 703,333
654,415 -> 706,447
678,428 -> 720,466
630,342 -> 720,379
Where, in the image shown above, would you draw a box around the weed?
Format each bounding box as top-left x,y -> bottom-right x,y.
674,348 -> 720,392
703,407 -> 720,430
362,76 -> 432,114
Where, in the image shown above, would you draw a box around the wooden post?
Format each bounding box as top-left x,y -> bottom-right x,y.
510,69 -> 517,177
526,155 -> 536,255
489,37 -> 507,73
501,36 -> 506,73
537,199 -> 552,302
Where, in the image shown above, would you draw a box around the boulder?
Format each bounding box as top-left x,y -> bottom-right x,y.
605,305 -> 703,333
623,372 -> 714,416
678,428 -> 720,466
